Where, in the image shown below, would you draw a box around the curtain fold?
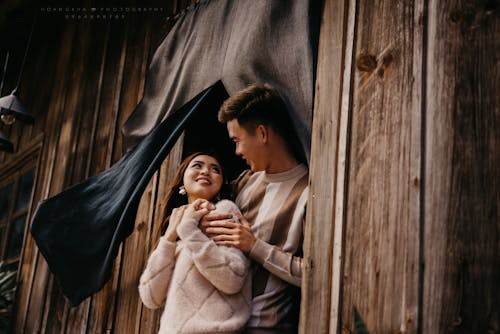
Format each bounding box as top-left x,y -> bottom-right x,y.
31,0 -> 319,306
122,0 -> 319,161
31,82 -> 228,306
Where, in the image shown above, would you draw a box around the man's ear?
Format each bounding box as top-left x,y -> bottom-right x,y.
256,124 -> 268,143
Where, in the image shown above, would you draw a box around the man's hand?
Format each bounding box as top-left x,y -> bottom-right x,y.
201,213 -> 256,253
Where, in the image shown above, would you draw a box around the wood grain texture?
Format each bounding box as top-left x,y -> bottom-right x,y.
300,0 -> 350,332
423,1 -> 499,332
85,21 -> 128,334
6,1 -> 198,333
340,1 -> 423,332
23,23 -> 76,334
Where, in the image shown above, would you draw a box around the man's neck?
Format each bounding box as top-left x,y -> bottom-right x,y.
265,152 -> 299,174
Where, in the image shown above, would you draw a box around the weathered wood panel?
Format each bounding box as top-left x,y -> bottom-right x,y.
423,1 -> 499,332
138,140 -> 183,333
63,20 -> 110,334
43,21 -> 98,333
340,1 -> 423,332
13,25 -> 57,334
2,1 -> 495,333
3,2 -> 183,333
112,14 -> 159,333
84,20 -> 131,334
300,0 -> 352,332
23,23 -> 76,334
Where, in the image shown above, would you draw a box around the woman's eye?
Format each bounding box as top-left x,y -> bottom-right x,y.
212,167 -> 221,174
192,163 -> 201,168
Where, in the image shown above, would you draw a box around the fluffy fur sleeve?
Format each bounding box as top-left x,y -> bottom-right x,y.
176,200 -> 250,294
138,236 -> 177,309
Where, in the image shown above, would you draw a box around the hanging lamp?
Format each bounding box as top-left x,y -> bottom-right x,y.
0,14 -> 36,127
0,53 -> 14,153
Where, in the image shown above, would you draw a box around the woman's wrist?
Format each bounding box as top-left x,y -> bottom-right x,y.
165,228 -> 178,242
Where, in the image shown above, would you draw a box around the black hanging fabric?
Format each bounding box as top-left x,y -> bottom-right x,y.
31,82 -> 228,306
30,0 -> 319,307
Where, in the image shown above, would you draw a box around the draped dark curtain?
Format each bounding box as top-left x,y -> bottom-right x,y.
31,0 -> 319,306
122,0 -> 319,160
31,83 -> 228,306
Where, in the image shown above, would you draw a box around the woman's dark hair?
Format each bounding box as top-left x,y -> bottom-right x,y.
158,151 -> 230,236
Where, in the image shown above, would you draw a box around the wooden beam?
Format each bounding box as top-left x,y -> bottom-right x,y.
423,1 -> 499,332
340,1 -> 423,332
300,0 -> 352,332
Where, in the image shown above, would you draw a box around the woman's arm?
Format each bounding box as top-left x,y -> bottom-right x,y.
138,235 -> 177,309
177,200 -> 250,295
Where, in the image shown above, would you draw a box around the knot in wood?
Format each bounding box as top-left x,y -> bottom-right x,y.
356,54 -> 377,72
136,221 -> 146,231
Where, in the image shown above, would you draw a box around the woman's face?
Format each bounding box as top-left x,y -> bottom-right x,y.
182,155 -> 223,203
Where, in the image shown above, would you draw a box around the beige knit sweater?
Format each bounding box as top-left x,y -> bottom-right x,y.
139,200 -> 252,334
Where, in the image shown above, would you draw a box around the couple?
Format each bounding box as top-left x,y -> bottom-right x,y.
139,83 -> 309,333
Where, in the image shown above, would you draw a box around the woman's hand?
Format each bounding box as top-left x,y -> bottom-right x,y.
184,199 -> 215,222
165,205 -> 187,242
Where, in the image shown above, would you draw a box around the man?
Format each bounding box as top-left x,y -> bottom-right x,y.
203,83 -> 309,333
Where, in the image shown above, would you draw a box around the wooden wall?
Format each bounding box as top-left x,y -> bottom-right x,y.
0,0 -> 497,333
302,0 -> 498,333
0,1 -> 197,333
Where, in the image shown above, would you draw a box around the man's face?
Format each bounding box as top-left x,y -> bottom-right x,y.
227,119 -> 267,171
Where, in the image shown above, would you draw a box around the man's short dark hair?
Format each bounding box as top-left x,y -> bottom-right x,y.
218,83 -> 305,163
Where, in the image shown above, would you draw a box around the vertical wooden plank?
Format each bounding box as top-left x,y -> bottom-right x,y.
23,23 -> 76,334
40,19 -> 96,334
85,20 -> 129,334
138,140 -> 183,334
13,22 -> 60,334
423,1 -> 499,332
300,0 -> 351,333
340,1 -> 422,332
111,14 -> 154,332
63,19 -> 110,334
113,178 -> 157,334
329,0 -> 357,332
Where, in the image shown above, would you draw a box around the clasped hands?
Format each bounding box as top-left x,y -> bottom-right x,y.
166,199 -> 256,253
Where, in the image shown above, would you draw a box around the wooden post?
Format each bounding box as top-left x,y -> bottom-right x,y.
300,0 -> 353,332
423,1 -> 499,332
339,1 -> 424,332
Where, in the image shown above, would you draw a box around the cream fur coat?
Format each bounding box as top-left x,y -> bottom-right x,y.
139,200 -> 251,334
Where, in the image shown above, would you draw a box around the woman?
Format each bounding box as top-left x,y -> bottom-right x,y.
139,152 -> 251,334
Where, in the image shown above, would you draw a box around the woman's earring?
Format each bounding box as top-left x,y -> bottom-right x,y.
178,186 -> 187,195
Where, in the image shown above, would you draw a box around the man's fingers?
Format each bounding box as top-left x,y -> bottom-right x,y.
235,212 -> 251,227
214,240 -> 237,247
212,234 -> 238,242
206,227 -> 237,235
201,219 -> 235,229
203,213 -> 232,222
